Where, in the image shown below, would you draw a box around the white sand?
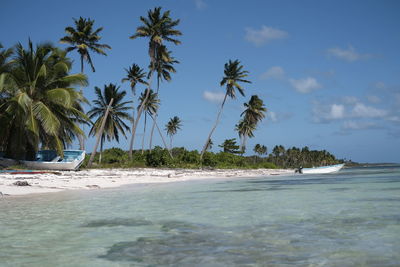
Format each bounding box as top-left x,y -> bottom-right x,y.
0,168 -> 294,196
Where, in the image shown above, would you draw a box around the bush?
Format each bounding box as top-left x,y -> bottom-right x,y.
101,147 -> 127,164
146,146 -> 172,167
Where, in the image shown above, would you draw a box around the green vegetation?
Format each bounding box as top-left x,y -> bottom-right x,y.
0,6 -> 343,170
88,84 -> 132,163
83,143 -> 341,170
0,41 -> 88,160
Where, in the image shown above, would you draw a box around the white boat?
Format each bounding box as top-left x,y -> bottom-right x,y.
298,163 -> 345,174
1,150 -> 85,171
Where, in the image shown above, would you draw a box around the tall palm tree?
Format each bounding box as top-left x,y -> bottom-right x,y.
241,95 -> 267,124
200,59 -> 251,159
121,63 -> 148,153
122,64 -> 148,96
235,118 -> 256,153
88,83 -> 132,163
149,45 -> 179,150
237,95 -> 267,152
165,116 -> 182,149
128,6 -> 182,159
60,17 -> 111,150
60,17 -> 111,73
138,89 -> 159,154
0,41 -> 88,160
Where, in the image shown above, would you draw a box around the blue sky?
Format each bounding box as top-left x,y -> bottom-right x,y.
2,0 -> 400,163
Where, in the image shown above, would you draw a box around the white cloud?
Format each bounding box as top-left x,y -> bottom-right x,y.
266,111 -> 293,123
342,121 -> 379,130
194,0 -> 207,10
352,103 -> 387,118
312,103 -> 345,123
260,66 -> 285,80
329,104 -> 345,119
203,91 -> 225,103
289,77 -> 321,93
245,25 -> 288,46
327,45 -> 370,62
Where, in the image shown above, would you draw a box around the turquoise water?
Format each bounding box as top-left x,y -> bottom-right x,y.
1,166 -> 399,266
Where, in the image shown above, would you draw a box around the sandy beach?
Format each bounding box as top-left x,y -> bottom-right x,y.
0,168 -> 294,196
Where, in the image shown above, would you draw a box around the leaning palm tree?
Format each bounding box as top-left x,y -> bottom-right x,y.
149,45 -> 179,150
128,6 -> 182,159
165,116 -> 182,149
235,118 -> 256,153
241,95 -> 267,124
88,83 -> 132,163
0,41 -> 88,160
138,89 -> 159,154
200,59 -> 251,159
121,63 -> 148,152
60,17 -> 111,73
237,95 -> 267,152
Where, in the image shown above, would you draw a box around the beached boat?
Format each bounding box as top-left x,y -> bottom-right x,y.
297,163 -> 345,174
0,150 -> 85,171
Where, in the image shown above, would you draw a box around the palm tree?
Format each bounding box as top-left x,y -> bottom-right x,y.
0,43 -> 13,102
149,45 -> 179,150
254,144 -> 267,156
122,64 -> 148,96
88,83 -> 132,163
241,95 -> 267,124
121,63 -> 148,153
60,17 -> 111,73
165,116 -> 182,149
0,43 -> 14,74
235,118 -> 256,153
218,138 -> 241,154
128,6 -> 182,159
237,95 -> 267,152
200,59 -> 251,159
0,41 -> 88,160
60,17 -> 111,150
138,89 -> 159,154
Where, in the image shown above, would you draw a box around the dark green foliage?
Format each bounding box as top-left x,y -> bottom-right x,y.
218,138 -> 241,154
146,146 -> 172,167
268,145 -> 341,168
101,148 -> 127,164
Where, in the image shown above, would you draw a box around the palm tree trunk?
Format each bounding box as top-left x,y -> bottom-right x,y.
78,56 -> 85,151
150,114 -> 173,158
170,136 -> 173,150
88,98 -> 114,167
200,93 -> 228,160
141,113 -> 147,154
128,70 -> 154,160
148,77 -> 160,151
99,137 -> 103,164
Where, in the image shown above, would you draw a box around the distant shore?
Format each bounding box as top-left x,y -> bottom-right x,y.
0,168 -> 293,196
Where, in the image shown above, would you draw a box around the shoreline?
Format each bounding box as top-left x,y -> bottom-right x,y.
0,168 -> 294,196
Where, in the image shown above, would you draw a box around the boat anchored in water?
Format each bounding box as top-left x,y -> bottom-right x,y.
296,163 -> 345,174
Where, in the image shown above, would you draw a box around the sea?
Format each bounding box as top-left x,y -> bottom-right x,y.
1,165 -> 399,266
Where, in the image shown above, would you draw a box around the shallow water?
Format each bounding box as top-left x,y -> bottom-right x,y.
1,165 -> 399,266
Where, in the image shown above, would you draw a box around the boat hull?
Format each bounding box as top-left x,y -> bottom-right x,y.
1,150 -> 85,171
301,164 -> 344,174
